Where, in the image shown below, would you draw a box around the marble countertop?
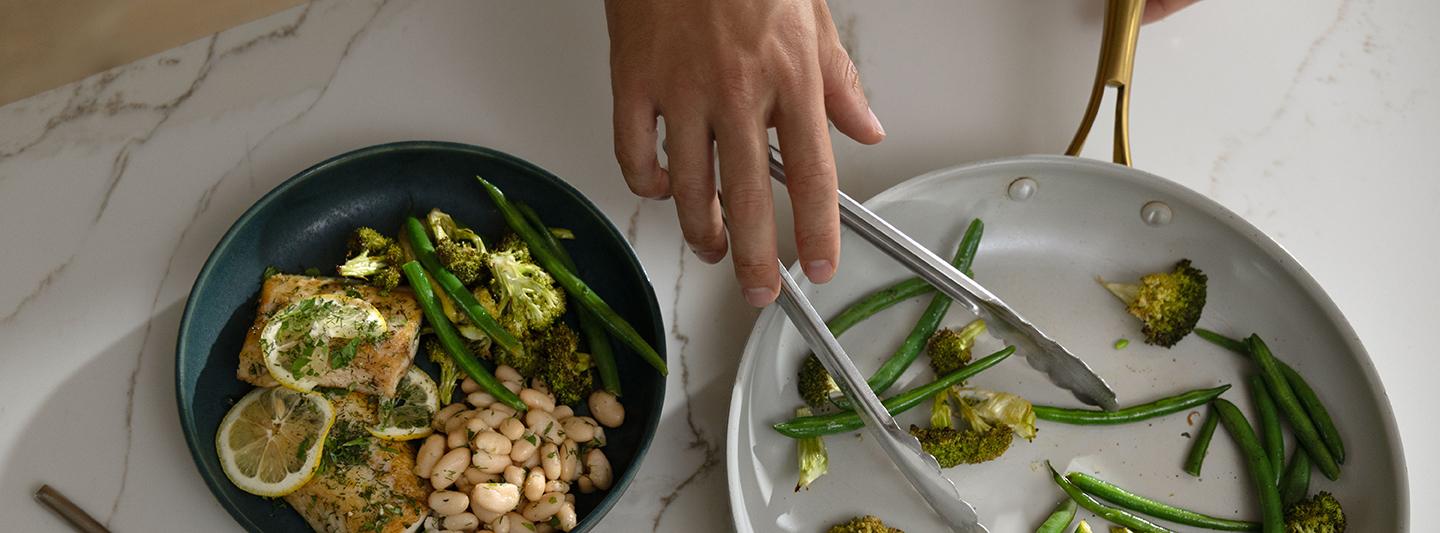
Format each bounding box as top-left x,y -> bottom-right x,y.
1,1 -> 1434,531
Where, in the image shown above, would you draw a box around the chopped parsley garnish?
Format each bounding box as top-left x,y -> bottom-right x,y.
331,337 -> 362,369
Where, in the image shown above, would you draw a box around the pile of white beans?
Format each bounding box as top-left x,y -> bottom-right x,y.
416,365 -> 625,533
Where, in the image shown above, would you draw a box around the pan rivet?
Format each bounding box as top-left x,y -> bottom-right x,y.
1007,177 -> 1037,201
1141,201 -> 1172,226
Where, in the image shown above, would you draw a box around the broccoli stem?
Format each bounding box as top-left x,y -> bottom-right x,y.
477,176 -> 668,375
401,261 -> 527,412
516,202 -> 622,397
403,218 -> 525,357
772,346 -> 1015,438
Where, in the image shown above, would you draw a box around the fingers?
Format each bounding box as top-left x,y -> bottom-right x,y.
774,77 -> 840,285
663,116 -> 728,264
1143,0 -> 1201,24
814,4 -> 884,145
714,116 -> 780,307
613,93 -> 670,199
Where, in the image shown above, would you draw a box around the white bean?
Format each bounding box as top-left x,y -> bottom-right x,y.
443,512 -> 480,531
525,410 -> 564,444
456,476 -> 475,494
502,381 -> 522,395
471,503 -> 503,524
447,428 -> 470,450
556,501 -> 577,532
471,450 -> 510,474
523,467 -> 546,502
559,417 -> 595,444
445,410 -> 481,434
498,417 -> 526,441
540,443 -> 561,480
577,476 -> 595,494
429,490 -> 470,516
544,480 -> 569,494
585,448 -> 613,490
432,448 -> 471,490
434,403 -> 468,431
489,403 -> 518,417
559,440 -> 581,482
502,513 -> 533,533
472,430 -> 512,456
529,378 -> 550,395
467,391 -> 496,408
510,433 -> 539,463
415,434 -> 447,478
588,391 -> 624,428
591,426 -> 606,446
461,377 -> 482,394
464,466 -> 499,484
495,365 -> 523,382
535,523 -> 557,533
476,408 -> 511,429
551,405 -> 574,421
520,451 -> 541,469
519,388 -> 555,413
470,483 -> 521,513
521,492 -> 564,522
503,465 -> 525,487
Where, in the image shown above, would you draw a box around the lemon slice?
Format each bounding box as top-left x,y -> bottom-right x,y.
369,366 -> 440,440
216,387 -> 336,497
261,294 -> 388,392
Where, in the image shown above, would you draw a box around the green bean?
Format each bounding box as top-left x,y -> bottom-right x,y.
1034,498 -> 1077,533
1214,399 -> 1284,533
402,217 -> 525,357
1247,335 -> 1339,480
1047,465 -> 1173,533
1250,375 -> 1284,485
401,261 -> 526,412
868,219 -> 984,395
772,346 -> 1015,438
1033,385 -> 1231,425
1195,328 -> 1344,463
826,278 -> 933,337
1066,472 -> 1260,531
1278,448 -> 1311,508
476,176 -> 667,375
1183,406 -> 1219,476
515,202 -> 622,397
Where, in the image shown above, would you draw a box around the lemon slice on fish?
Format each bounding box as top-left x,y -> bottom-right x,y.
216,386 -> 336,497
261,294 -> 388,392
369,366 -> 440,440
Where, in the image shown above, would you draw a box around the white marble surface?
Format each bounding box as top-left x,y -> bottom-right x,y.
0,0 -> 1434,531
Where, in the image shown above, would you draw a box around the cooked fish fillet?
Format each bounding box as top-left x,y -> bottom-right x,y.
237,274 -> 422,396
285,392 -> 429,533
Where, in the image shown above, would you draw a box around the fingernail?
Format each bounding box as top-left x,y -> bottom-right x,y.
868,107 -> 885,136
691,246 -> 724,264
803,260 -> 835,284
743,287 -> 775,307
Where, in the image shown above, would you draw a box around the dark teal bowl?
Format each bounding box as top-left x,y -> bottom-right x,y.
176,141 -> 666,532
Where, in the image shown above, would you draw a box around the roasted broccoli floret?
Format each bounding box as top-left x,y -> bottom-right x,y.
498,322 -> 576,378
796,354 -> 840,410
953,388 -> 1037,441
543,347 -> 596,406
827,515 -> 903,533
926,319 -> 986,376
1100,259 -> 1207,347
426,209 -> 487,286
338,227 -> 403,290
488,234 -> 566,337
794,406 -> 829,491
424,338 -> 462,404
1285,491 -> 1345,533
909,390 -> 1014,467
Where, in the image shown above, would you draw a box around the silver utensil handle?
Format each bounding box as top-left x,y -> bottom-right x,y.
767,147 -> 1119,411
774,262 -> 987,533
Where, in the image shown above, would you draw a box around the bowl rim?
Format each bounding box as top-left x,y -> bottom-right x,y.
724,153 -> 1408,531
175,140 -> 667,532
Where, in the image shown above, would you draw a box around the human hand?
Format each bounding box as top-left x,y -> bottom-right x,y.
604,0 -> 885,307
1143,0 -> 1201,23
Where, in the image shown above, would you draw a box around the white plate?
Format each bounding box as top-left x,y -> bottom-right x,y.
725,155 -> 1407,532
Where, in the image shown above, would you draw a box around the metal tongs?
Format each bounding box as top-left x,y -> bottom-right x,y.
767,147 -> 1118,532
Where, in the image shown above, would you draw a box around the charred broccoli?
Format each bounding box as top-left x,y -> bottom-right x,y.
827,515 -> 903,533
338,227 -> 403,290
496,321 -> 577,378
1100,259 -> 1207,347
794,406 -> 828,491
1285,491 -> 1345,533
426,209 -> 487,286
926,319 -> 986,376
797,354 -> 840,410
543,347 -> 596,406
423,338 -> 461,404
909,388 -> 1036,467
488,234 -> 566,337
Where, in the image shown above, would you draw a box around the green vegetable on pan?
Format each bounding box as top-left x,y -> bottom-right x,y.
1249,375 -> 1285,485
401,261 -> 526,412
402,217 -> 525,357
793,407 -> 829,491
1194,328 -> 1345,464
515,202 -> 622,397
1213,398 -> 1284,532
476,176 -> 668,375
1034,498 -> 1077,533
1046,464 -> 1173,533
1183,406 -> 1219,477
1278,448 -> 1311,508
1065,471 -> 1260,531
1099,259 -> 1207,347
1247,335 -> 1340,480
1033,385 -> 1230,425
774,346 -> 1016,438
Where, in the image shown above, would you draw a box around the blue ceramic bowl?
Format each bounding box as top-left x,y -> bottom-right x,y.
176,141 -> 666,532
